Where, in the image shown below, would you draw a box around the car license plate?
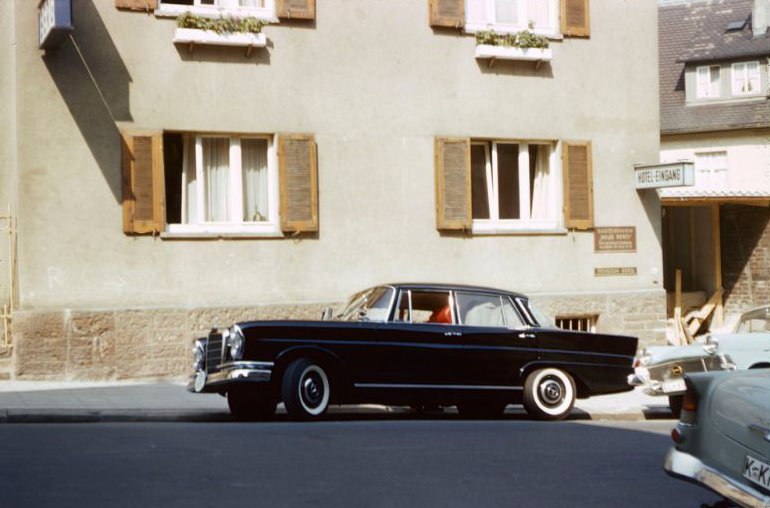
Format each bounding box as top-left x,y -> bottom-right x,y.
662,379 -> 686,393
743,455 -> 770,491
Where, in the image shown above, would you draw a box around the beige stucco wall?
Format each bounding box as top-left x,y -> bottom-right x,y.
0,0 -> 17,309
14,0 -> 662,314
660,130 -> 770,191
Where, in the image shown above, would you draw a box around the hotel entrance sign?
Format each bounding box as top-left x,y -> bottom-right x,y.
634,161 -> 694,189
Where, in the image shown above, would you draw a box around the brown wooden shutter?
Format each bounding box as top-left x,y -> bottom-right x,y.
121,131 -> 165,235
429,0 -> 464,28
276,0 -> 315,20
561,0 -> 590,37
115,0 -> 158,10
435,137 -> 471,231
278,134 -> 318,233
562,141 -> 594,230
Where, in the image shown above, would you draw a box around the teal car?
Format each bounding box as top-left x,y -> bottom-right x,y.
664,369 -> 770,508
629,305 -> 770,416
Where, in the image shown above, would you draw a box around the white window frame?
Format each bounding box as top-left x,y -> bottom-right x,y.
156,0 -> 278,22
696,65 -> 721,99
465,0 -> 560,36
731,61 -> 761,96
471,140 -> 562,234
165,134 -> 281,237
694,150 -> 728,189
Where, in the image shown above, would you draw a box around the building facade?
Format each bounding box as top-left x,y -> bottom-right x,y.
1,0 -> 663,381
658,0 -> 770,327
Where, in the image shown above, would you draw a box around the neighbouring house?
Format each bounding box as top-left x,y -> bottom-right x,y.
0,0 -> 664,381
658,0 -> 770,334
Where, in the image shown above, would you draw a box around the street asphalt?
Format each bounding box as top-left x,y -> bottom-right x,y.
0,381 -> 675,423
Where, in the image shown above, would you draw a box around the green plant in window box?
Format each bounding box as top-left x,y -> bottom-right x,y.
177,12 -> 267,34
474,28 -> 549,50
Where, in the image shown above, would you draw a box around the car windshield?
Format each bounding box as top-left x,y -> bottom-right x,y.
337,286 -> 394,322
735,306 -> 770,333
525,300 -> 557,329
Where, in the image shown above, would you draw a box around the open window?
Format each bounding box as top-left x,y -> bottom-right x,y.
395,290 -> 456,324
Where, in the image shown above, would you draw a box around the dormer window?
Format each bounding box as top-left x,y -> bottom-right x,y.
696,65 -> 721,98
731,61 -> 761,96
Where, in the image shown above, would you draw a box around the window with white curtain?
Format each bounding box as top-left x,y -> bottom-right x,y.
696,65 -> 721,99
466,0 -> 559,34
470,140 -> 559,233
731,61 -> 761,96
157,0 -> 276,20
169,134 -> 278,235
695,151 -> 728,189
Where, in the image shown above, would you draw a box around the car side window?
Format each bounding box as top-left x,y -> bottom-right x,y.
456,292 -> 505,327
394,290 -> 455,324
502,298 -> 526,329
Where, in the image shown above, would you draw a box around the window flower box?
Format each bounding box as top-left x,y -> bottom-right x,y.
173,27 -> 267,49
474,45 -> 552,63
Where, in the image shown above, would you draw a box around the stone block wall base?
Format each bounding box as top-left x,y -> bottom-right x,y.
12,303 -> 328,382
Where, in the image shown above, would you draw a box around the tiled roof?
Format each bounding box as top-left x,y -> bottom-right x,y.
659,0 -> 770,134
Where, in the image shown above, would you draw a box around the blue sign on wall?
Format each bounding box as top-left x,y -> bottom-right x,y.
38,0 -> 73,50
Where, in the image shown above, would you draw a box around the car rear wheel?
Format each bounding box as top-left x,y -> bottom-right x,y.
668,395 -> 683,419
457,402 -> 507,419
522,368 -> 576,421
227,387 -> 277,421
282,358 -> 331,420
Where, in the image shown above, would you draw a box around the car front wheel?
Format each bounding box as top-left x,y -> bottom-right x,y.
522,368 -> 576,421
282,358 -> 331,420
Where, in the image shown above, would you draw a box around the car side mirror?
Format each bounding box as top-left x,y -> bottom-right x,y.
321,307 -> 334,321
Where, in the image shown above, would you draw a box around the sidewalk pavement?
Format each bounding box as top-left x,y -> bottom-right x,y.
0,381 -> 675,423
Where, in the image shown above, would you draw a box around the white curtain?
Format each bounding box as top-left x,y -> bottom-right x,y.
238,0 -> 263,7
241,139 -> 269,222
495,0 -> 519,24
527,0 -> 549,29
182,135 -> 198,224
203,138 -> 230,223
530,145 -> 552,220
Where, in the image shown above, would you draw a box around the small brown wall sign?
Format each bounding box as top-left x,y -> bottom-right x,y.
594,227 -> 636,253
594,267 -> 638,277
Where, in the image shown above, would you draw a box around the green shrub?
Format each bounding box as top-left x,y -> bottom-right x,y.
177,12 -> 267,34
474,28 -> 549,49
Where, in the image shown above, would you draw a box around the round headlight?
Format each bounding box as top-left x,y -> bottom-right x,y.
192,339 -> 205,371
229,326 -> 244,361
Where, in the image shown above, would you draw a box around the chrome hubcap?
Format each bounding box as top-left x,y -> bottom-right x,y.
302,373 -> 324,408
539,379 -> 564,406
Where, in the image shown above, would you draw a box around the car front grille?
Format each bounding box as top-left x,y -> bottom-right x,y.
648,355 -> 725,381
206,332 -> 224,374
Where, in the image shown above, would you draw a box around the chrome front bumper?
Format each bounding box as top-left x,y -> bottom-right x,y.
187,361 -> 273,393
664,448 -> 770,508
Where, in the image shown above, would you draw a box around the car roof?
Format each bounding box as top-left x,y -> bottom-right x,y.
381,282 -> 527,299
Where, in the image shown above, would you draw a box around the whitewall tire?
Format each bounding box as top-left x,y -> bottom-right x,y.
282,358 -> 331,420
522,368 -> 576,421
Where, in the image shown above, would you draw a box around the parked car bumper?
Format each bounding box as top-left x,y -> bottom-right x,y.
187,361 -> 273,393
664,448 -> 770,508
628,355 -> 735,396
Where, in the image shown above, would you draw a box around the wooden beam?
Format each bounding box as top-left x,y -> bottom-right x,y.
689,207 -> 696,289
712,205 -> 723,327
674,269 -> 683,345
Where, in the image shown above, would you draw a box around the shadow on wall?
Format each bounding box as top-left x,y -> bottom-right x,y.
42,0 -> 132,205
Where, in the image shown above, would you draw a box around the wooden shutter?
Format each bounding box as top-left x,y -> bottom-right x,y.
561,0 -> 590,37
115,0 -> 158,10
121,131 -> 165,235
278,134 -> 318,233
429,0 -> 464,28
435,137 -> 471,231
562,141 -> 594,230
276,0 -> 315,20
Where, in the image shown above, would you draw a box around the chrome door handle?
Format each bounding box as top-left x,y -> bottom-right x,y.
518,332 -> 536,339
748,424 -> 770,442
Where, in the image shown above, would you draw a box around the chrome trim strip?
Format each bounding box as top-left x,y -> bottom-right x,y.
354,383 -> 522,391
664,448 -> 770,508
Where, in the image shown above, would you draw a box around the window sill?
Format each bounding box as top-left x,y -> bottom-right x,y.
162,224 -> 283,239
474,45 -> 553,63
173,28 -> 267,49
156,5 -> 278,23
471,221 -> 566,236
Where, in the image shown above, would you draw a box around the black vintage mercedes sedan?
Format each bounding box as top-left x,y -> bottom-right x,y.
189,283 -> 638,421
